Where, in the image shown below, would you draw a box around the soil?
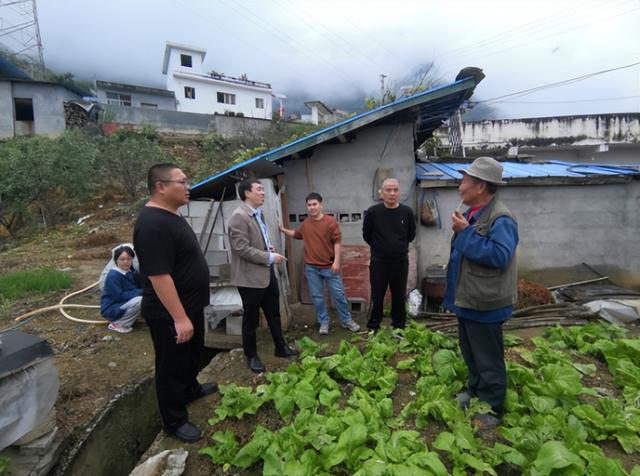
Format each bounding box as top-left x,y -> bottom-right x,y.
2,212 -> 639,475
1,213 -> 156,444
515,278 -> 555,309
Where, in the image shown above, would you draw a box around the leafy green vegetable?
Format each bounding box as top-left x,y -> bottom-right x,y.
198,430 -> 238,464
531,441 -> 585,475
201,322 -> 640,475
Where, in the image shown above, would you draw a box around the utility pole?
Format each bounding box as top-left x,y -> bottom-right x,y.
380,73 -> 387,104
0,0 -> 45,77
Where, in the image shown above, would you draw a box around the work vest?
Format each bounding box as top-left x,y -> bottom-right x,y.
454,196 -> 518,311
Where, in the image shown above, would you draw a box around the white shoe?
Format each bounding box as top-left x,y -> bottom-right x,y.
319,323 -> 329,335
341,320 -> 360,332
108,322 -> 133,334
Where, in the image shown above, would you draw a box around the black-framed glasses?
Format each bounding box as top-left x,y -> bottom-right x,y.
159,179 -> 190,188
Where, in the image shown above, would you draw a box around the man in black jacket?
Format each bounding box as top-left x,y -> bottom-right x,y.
362,178 -> 416,331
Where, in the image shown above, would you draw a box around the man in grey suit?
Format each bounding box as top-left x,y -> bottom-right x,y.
228,178 -> 298,373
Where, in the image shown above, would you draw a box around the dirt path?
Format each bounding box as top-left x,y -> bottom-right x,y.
1,215 -> 156,447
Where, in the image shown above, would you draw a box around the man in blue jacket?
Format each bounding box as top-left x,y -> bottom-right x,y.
443,157 -> 518,430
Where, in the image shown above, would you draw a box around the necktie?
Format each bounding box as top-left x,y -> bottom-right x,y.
256,210 -> 271,250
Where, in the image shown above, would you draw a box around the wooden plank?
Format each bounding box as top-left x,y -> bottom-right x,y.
277,174 -> 298,304
198,199 -> 216,248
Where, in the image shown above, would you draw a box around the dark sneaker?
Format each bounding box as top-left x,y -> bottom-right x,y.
187,382 -> 218,403
472,413 -> 501,430
247,355 -> 265,373
456,391 -> 472,410
274,345 -> 299,358
172,421 -> 202,443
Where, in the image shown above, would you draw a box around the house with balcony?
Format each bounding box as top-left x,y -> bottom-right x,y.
162,41 -> 273,120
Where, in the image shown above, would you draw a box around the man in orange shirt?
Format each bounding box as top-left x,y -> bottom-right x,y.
280,193 -> 360,335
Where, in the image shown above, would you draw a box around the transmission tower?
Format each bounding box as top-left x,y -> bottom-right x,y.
0,0 -> 45,77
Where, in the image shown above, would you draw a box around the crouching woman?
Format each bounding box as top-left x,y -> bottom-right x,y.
100,245 -> 142,333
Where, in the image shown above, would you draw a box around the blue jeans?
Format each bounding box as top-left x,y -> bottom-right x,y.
304,264 -> 352,326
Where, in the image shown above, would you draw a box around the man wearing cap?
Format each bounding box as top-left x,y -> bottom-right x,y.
443,156 -> 519,430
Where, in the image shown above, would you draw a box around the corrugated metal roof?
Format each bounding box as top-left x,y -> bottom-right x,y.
190,68 -> 484,200
416,160 -> 640,183
96,80 -> 176,98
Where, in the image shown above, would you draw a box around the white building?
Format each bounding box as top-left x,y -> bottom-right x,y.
300,100 -> 350,125
435,113 -> 640,165
162,41 -> 273,120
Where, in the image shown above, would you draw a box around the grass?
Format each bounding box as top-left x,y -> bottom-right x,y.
0,268 -> 72,300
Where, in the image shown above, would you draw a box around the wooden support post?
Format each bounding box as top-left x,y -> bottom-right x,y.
277,174 -> 298,304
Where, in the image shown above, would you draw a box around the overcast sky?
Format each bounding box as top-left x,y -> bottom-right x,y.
3,0 -> 640,118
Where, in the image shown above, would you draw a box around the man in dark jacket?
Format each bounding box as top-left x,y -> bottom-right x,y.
362,178 -> 416,331
443,157 -> 519,430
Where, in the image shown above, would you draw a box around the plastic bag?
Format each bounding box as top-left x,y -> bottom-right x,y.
407,289 -> 423,317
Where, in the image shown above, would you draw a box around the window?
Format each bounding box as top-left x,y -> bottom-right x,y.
255,97 -> 264,109
14,98 -> 34,121
217,92 -> 236,104
184,86 -> 195,99
106,92 -> 131,106
140,103 -> 158,108
180,54 -> 192,67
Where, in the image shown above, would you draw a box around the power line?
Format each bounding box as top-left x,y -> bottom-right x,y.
476,61 -> 640,105
172,0 -> 327,85
277,0 -> 387,72
492,95 -> 640,104
449,5 -> 640,69
436,0 -> 622,62
442,4 -> 639,78
215,0 -> 353,83
329,6 -> 397,60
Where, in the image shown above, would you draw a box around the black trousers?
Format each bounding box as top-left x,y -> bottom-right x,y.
457,318 -> 506,415
237,267 -> 287,358
367,257 -> 408,330
145,308 -> 204,431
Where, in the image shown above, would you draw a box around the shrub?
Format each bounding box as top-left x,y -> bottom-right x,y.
96,127 -> 172,198
0,130 -> 97,237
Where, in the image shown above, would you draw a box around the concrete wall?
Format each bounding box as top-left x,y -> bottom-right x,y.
103,104 -> 272,137
282,123 -> 419,302
442,114 -> 640,148
0,82 -> 79,138
0,82 -> 14,139
283,123 -> 416,243
96,87 -> 176,110
417,180 -> 640,288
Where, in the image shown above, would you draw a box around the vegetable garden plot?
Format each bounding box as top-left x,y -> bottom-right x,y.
199,322 -> 640,475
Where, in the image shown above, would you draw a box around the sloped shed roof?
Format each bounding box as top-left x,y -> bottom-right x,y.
190,67 -> 484,200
